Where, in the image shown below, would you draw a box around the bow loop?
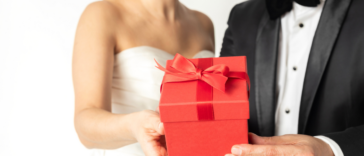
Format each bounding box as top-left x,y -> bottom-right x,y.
204,64 -> 230,76
156,53 -> 249,92
170,53 -> 198,73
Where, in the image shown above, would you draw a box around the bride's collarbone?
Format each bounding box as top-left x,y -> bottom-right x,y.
114,31 -> 213,56
112,14 -> 213,56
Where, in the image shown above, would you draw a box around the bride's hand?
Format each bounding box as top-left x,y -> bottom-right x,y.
129,110 -> 167,156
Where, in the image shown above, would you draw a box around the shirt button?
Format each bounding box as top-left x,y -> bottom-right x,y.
299,23 -> 304,28
293,66 -> 297,71
285,108 -> 290,114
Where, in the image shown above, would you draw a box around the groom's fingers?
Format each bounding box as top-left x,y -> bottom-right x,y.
231,144 -> 307,156
231,144 -> 282,155
248,133 -> 283,145
248,133 -> 295,145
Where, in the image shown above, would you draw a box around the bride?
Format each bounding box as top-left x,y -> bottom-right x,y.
72,0 -> 215,155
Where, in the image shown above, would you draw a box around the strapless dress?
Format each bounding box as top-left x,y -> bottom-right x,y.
91,46 -> 215,156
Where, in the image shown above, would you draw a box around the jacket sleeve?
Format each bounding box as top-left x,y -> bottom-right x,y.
220,5 -> 237,57
324,125 -> 364,155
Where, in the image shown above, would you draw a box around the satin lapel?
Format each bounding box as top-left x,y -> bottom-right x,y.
255,12 -> 280,136
298,0 -> 352,134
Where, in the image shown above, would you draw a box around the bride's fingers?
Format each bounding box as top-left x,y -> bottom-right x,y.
158,123 -> 165,135
150,121 -> 164,136
149,112 -> 164,135
138,110 -> 167,156
140,135 -> 168,156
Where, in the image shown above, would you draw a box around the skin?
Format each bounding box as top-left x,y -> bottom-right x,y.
225,133 -> 335,156
72,0 -> 214,155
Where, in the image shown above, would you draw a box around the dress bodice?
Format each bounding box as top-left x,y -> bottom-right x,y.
92,46 -> 215,156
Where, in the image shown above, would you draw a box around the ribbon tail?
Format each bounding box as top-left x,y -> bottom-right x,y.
245,72 -> 250,92
227,72 -> 251,98
155,59 -> 169,72
155,59 -> 165,92
244,72 -> 250,98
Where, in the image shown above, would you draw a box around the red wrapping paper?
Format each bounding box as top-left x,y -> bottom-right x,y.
158,55 -> 250,156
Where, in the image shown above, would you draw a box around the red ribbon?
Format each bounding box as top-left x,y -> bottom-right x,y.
155,53 -> 250,92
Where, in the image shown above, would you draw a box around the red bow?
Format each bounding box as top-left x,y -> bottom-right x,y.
155,53 -> 250,92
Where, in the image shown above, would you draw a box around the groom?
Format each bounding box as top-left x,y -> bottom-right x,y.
221,0 -> 364,155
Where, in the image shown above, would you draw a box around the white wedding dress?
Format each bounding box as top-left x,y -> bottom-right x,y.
91,46 -> 215,156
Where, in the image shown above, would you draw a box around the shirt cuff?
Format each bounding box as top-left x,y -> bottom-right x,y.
314,136 -> 344,156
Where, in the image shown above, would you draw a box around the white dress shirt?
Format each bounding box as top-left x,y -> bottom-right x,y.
275,0 -> 344,155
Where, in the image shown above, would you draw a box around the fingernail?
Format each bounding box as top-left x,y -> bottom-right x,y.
231,146 -> 242,155
159,123 -> 165,134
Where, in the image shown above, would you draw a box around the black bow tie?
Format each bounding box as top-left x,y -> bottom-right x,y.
266,0 -> 321,20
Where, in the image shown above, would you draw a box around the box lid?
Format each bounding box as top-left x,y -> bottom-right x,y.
159,56 -> 250,123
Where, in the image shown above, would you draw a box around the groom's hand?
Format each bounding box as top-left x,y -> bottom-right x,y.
225,133 -> 334,156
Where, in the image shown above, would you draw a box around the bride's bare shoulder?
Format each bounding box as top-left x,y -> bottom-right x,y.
187,8 -> 215,43
194,11 -> 213,29
192,10 -> 213,25
79,1 -> 121,25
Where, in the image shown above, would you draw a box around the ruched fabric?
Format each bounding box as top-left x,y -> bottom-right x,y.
91,46 -> 214,156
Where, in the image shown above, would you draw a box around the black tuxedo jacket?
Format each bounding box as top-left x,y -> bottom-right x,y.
220,0 -> 364,155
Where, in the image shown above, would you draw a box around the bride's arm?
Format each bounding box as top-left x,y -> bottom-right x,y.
72,2 -> 163,150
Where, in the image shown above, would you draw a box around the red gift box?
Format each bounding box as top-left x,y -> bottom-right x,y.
157,54 -> 250,156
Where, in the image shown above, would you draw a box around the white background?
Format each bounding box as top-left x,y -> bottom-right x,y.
0,0 -> 245,155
